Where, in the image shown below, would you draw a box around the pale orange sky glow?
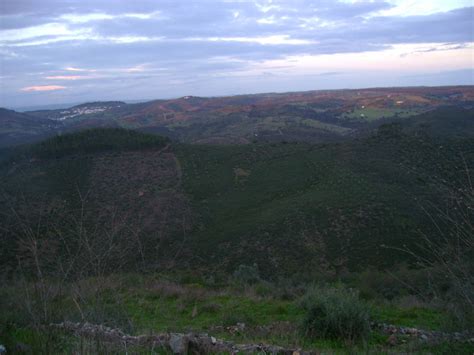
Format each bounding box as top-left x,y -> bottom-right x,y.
44,75 -> 85,80
20,85 -> 67,92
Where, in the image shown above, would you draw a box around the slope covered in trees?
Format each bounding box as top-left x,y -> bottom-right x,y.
1,107 -> 473,353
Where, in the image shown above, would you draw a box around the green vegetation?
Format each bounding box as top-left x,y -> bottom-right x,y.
301,286 -> 370,343
176,125 -> 472,275
0,128 -> 180,277
301,118 -> 353,134
0,108 -> 473,353
403,106 -> 474,137
2,123 -> 472,276
30,127 -> 169,158
341,107 -> 421,122
2,273 -> 472,354
233,264 -> 261,285
373,304 -> 445,330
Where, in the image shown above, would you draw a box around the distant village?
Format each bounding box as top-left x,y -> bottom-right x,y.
57,105 -> 120,121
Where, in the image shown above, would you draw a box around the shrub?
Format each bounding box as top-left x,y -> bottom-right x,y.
273,278 -> 306,300
300,286 -> 370,343
252,280 -> 273,297
233,264 -> 260,285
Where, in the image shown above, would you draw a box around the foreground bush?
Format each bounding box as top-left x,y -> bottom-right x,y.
233,264 -> 260,285
300,286 -> 370,343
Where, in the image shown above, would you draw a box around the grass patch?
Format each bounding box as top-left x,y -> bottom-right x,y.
372,303 -> 445,330
0,273 -> 464,353
341,107 -> 420,122
301,118 -> 353,134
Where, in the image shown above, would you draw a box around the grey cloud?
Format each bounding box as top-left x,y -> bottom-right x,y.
300,0 -> 393,19
0,14 -> 55,30
1,0 -> 159,16
4,1 -> 470,48
356,7 -> 473,44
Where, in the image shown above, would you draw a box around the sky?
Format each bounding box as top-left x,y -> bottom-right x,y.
0,0 -> 473,108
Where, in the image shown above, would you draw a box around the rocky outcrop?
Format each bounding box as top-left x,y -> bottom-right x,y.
49,321 -> 317,354
49,321 -> 474,353
371,322 -> 474,345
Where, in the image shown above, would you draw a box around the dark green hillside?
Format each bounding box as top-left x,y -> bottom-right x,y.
401,106 -> 474,138
0,129 -> 180,276
177,129 -> 473,276
1,124 -> 472,278
30,127 -> 169,158
1,123 -> 473,353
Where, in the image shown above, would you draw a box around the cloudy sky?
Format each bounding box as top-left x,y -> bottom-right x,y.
0,0 -> 473,108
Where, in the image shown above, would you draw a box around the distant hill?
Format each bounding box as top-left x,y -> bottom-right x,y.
29,101 -> 126,121
116,86 -> 474,144
0,108 -> 57,147
1,86 -> 472,148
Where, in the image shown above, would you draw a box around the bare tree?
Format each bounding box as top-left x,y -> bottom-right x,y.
385,157 -> 473,328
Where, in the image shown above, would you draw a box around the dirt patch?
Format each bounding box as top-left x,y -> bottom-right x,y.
233,167 -> 251,183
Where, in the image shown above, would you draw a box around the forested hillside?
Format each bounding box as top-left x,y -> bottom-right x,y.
1,106 -> 472,353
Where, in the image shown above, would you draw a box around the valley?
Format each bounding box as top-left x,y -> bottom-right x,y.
2,0 -> 473,351
0,88 -> 473,353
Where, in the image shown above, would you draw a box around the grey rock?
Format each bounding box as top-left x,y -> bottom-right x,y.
169,333 -> 188,354
14,343 -> 31,353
